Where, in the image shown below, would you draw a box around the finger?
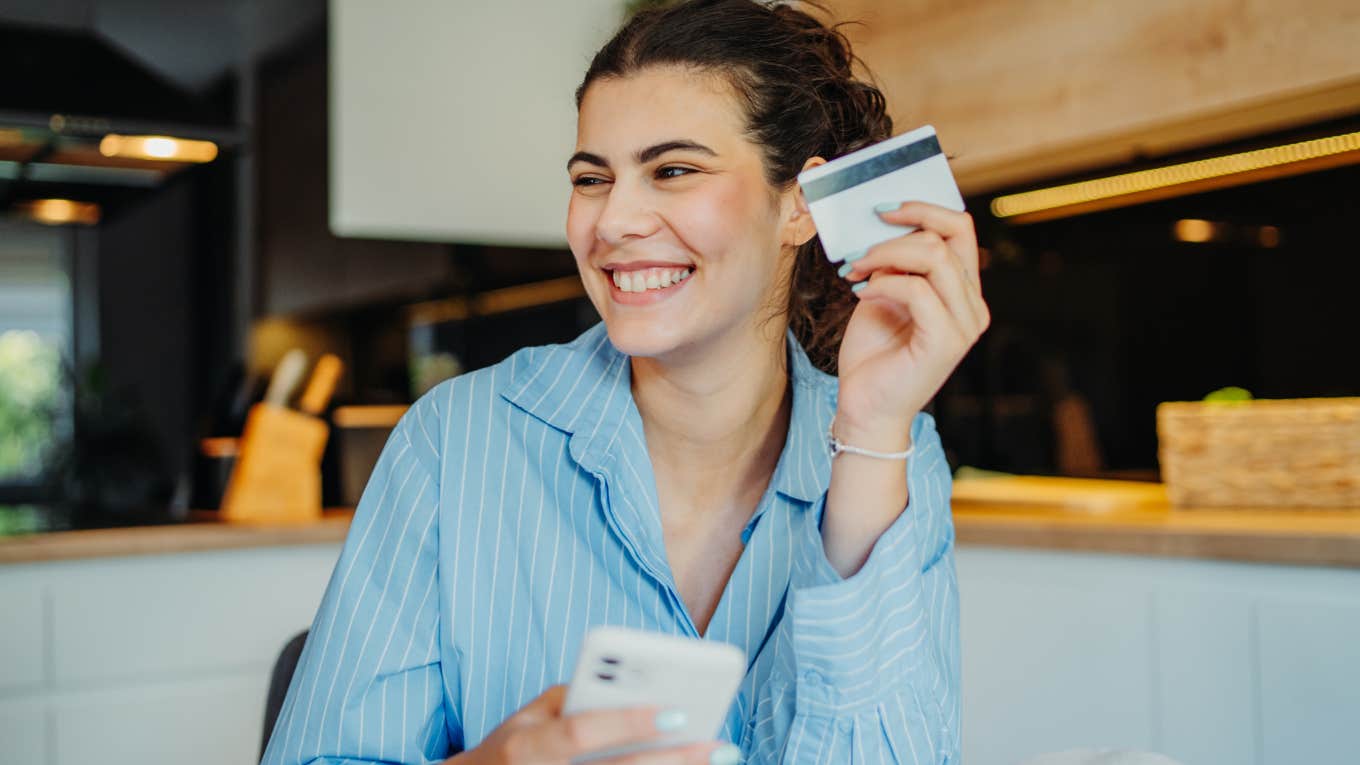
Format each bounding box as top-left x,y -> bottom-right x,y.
592,740 -> 732,765
846,232 -> 985,336
856,272 -> 971,348
874,201 -> 979,280
526,705 -> 668,760
514,684 -> 568,724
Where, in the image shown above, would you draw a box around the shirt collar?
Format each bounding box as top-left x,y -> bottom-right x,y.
502,321 -> 836,503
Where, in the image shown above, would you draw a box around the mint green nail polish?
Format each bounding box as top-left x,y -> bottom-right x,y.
655,709 -> 688,732
874,201 -> 901,213
710,743 -> 742,765
837,262 -> 854,277
842,248 -> 867,263
851,281 -> 868,293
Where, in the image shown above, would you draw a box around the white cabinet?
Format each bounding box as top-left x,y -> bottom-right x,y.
960,579 -> 1156,763
0,544 -> 340,765
1256,598 -> 1360,764
4,541 -> 1358,765
957,547 -> 1360,765
0,585 -> 45,692
0,699 -> 46,763
1154,592 -> 1255,765
329,0 -> 622,247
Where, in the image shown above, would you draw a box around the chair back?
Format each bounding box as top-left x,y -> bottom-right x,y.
260,630 -> 309,761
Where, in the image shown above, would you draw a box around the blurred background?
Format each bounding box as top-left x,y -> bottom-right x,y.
3,0 -> 1357,532
1,2 -> 1358,764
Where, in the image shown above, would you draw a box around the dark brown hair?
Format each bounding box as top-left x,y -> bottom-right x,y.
576,0 -> 893,375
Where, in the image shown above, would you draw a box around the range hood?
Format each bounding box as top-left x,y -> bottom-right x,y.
0,22 -> 243,208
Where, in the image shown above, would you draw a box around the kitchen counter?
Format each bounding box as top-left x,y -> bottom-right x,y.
5,478 -> 1360,568
0,509 -> 354,565
951,476 -> 1360,568
953,503 -> 1360,568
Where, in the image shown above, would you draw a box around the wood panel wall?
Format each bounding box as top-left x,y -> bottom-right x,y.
826,0 -> 1360,193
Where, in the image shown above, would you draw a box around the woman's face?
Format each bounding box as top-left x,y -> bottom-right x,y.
567,65 -> 812,362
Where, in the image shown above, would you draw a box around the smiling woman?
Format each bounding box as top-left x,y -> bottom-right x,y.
567,66 -> 795,361
262,2 -> 984,765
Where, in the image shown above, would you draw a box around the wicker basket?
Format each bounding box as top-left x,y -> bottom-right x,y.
1156,397 -> 1360,508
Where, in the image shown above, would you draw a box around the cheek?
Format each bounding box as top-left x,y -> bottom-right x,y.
565,194 -> 599,265
670,179 -> 771,266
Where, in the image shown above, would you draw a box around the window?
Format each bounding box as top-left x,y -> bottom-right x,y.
0,225 -> 71,485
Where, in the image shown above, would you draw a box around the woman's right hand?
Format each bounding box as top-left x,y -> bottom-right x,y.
447,685 -> 741,765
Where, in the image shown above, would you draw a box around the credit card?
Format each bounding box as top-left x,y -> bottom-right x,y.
796,125 -> 965,263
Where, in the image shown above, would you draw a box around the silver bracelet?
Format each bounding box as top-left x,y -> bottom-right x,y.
827,420 -> 915,460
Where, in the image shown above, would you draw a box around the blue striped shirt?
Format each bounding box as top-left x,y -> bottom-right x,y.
262,320 -> 960,765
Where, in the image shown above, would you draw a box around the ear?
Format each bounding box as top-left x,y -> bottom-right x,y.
781,156 -> 826,248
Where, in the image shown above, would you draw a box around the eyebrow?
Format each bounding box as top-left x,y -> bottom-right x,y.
566,139 -> 718,171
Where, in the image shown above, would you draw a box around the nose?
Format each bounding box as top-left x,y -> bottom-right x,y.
593,178 -> 660,247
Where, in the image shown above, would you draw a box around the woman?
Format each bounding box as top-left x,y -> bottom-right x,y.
263,1 -> 988,763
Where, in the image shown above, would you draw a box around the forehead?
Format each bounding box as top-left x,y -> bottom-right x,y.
575,65 -> 749,154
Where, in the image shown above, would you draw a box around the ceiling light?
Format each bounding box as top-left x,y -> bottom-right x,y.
99,134 -> 218,163
16,199 -> 101,226
1257,225 -> 1282,248
1173,219 -> 1219,243
992,129 -> 1360,223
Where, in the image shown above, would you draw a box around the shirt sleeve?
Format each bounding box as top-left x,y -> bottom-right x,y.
261,396 -> 457,765
746,411 -> 961,765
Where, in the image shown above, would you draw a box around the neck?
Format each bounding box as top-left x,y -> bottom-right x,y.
631,320 -> 792,511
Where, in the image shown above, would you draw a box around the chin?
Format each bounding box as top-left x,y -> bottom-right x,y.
601,315 -> 693,359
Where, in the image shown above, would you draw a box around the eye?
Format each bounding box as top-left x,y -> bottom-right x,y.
656,165 -> 696,180
572,175 -> 610,187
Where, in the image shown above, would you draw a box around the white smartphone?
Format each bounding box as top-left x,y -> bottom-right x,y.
562,626 -> 746,763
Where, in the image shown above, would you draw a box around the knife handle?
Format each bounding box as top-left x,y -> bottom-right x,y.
299,354 -> 343,416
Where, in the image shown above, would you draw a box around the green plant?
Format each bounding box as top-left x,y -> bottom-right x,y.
1203,386 -> 1254,404
0,329 -> 60,480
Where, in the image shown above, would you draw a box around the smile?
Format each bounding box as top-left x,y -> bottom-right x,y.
605,265 -> 693,305
610,266 -> 692,292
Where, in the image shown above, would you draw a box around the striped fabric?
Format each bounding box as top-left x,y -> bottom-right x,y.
261,321 -> 960,765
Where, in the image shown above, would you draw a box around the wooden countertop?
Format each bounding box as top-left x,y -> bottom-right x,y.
0,510 -> 355,566
5,478 -> 1360,568
954,505 -> 1360,567
951,477 -> 1360,568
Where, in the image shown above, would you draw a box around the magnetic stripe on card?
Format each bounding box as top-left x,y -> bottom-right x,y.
800,134 -> 944,203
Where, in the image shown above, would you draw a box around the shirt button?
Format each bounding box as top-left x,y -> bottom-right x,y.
837,719 -> 853,734
801,670 -> 824,686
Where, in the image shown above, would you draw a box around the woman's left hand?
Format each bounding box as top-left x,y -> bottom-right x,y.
834,201 -> 990,447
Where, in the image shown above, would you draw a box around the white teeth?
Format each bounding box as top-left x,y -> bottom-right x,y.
611,266 -> 694,292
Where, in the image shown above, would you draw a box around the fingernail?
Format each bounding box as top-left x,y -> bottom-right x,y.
851,281 -> 868,293
873,201 -> 901,214
654,709 -> 688,732
836,262 -> 855,278
710,743 -> 742,765
842,248 -> 867,263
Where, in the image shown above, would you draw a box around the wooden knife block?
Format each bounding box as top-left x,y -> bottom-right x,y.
219,402 -> 329,524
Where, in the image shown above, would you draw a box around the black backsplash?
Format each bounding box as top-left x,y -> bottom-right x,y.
936,155 -> 1360,478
